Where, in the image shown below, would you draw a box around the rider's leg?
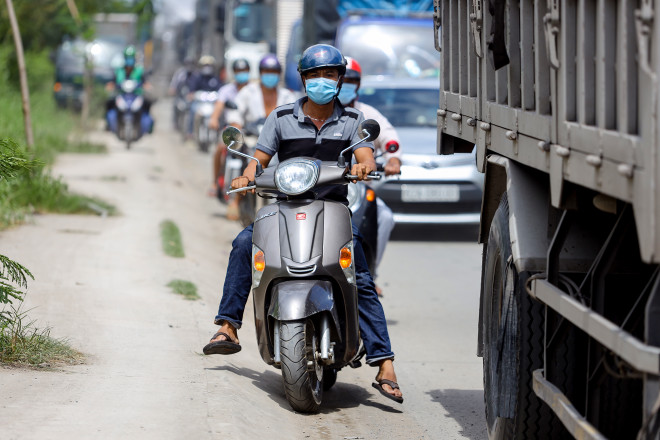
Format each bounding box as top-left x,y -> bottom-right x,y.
375,198 -> 395,270
213,224 -> 253,329
351,223 -> 402,398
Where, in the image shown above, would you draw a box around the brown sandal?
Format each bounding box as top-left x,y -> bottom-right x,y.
372,378 -> 404,404
203,331 -> 241,355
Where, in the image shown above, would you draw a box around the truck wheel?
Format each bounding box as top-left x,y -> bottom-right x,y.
482,193 -> 567,439
280,319 -> 323,413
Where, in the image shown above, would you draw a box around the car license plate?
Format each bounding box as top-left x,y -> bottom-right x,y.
400,184 -> 460,202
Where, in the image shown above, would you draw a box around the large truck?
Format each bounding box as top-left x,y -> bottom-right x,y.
435,0 -> 660,438
193,0 -> 303,79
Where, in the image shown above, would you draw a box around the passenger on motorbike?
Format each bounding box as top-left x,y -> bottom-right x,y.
339,56 -> 402,295
105,46 -> 154,134
202,44 -> 403,403
208,58 -> 251,196
221,53 -> 297,220
186,55 -> 223,139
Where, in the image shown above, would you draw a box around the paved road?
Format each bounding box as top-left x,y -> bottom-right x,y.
0,100 -> 487,439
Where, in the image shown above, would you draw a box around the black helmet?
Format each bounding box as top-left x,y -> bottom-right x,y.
298,44 -> 346,76
232,58 -> 250,72
259,53 -> 281,72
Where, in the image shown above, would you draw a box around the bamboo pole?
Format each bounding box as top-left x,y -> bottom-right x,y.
5,0 -> 34,149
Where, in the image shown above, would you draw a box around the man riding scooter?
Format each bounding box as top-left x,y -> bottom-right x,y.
105,46 -> 154,135
208,58 -> 251,198
202,44 -> 403,404
186,55 -> 222,140
338,56 -> 402,295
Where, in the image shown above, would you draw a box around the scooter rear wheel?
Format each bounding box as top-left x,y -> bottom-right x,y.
280,319 -> 323,413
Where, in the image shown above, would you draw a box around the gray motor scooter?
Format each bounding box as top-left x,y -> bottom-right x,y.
223,120 -> 381,413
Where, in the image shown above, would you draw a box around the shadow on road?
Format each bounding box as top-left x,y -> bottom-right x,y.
390,224 -> 479,243
427,388 -> 486,439
206,363 -> 403,414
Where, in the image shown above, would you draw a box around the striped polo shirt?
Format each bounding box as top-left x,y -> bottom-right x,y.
256,97 -> 374,204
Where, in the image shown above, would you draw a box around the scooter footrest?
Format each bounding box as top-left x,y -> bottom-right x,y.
348,360 -> 362,369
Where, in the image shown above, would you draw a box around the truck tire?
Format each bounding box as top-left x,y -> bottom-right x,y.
280,319 -> 323,413
482,193 -> 568,439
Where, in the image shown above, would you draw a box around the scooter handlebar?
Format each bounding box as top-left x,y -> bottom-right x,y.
345,172 -> 381,181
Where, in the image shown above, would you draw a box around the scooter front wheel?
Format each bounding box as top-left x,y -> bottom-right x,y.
280,319 -> 323,413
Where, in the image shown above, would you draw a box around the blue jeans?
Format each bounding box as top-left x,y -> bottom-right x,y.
215,223 -> 395,365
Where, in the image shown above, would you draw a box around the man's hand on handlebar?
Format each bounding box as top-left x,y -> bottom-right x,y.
350,163 -> 375,183
384,157 -> 402,176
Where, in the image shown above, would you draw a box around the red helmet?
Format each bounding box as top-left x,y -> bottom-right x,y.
345,56 -> 362,80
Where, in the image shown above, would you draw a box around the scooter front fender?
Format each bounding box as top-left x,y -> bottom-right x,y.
268,280 -> 340,335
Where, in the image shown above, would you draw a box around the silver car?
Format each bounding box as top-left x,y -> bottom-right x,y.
358,78 -> 484,225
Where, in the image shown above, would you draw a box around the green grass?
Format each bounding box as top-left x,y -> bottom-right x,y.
160,220 -> 185,258
0,47 -> 115,229
0,303 -> 83,367
167,279 -> 200,301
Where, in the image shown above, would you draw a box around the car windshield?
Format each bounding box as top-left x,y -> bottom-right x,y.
337,22 -> 439,78
358,85 -> 438,128
232,1 -> 275,43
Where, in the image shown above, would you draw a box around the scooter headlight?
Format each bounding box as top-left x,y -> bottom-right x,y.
347,183 -> 366,212
275,159 -> 320,195
115,95 -> 128,111
339,241 -> 356,285
130,96 -> 144,112
252,244 -> 265,288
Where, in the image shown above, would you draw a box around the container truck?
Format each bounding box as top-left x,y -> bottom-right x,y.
434,0 -> 660,437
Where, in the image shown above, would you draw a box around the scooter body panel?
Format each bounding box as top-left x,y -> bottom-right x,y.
252,200 -> 359,367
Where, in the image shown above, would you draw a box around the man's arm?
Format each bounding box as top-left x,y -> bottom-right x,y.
230,150 -> 273,193
351,147 -> 377,182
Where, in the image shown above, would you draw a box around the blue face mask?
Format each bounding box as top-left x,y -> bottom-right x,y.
305,78 -> 338,105
260,73 -> 279,89
235,71 -> 250,84
338,83 -> 358,105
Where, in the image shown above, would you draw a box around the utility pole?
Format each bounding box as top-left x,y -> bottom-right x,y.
5,0 -> 34,149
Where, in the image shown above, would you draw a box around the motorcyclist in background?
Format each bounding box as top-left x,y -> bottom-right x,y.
222,53 -> 297,220
338,56 -> 401,295
208,58 -> 251,197
105,45 -> 154,134
168,55 -> 196,97
186,55 -> 223,140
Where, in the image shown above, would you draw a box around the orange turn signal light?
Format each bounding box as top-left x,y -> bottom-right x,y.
339,247 -> 352,269
366,188 -> 376,202
53,82 -> 62,92
254,250 -> 265,272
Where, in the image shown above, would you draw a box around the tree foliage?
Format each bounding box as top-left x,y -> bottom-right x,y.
0,139 -> 36,309
0,0 -> 133,52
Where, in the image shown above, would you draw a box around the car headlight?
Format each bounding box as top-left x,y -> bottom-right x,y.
252,244 -> 265,288
116,95 -> 128,111
275,159 -> 320,195
130,96 -> 144,112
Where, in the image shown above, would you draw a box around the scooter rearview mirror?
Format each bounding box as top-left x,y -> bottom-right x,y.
385,141 -> 399,154
222,126 -> 243,148
222,126 -> 263,176
338,119 -> 381,168
358,119 -> 380,142
224,99 -> 238,110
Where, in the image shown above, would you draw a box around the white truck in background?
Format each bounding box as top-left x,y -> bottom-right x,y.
435,0 -> 660,438
200,0 -> 302,79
